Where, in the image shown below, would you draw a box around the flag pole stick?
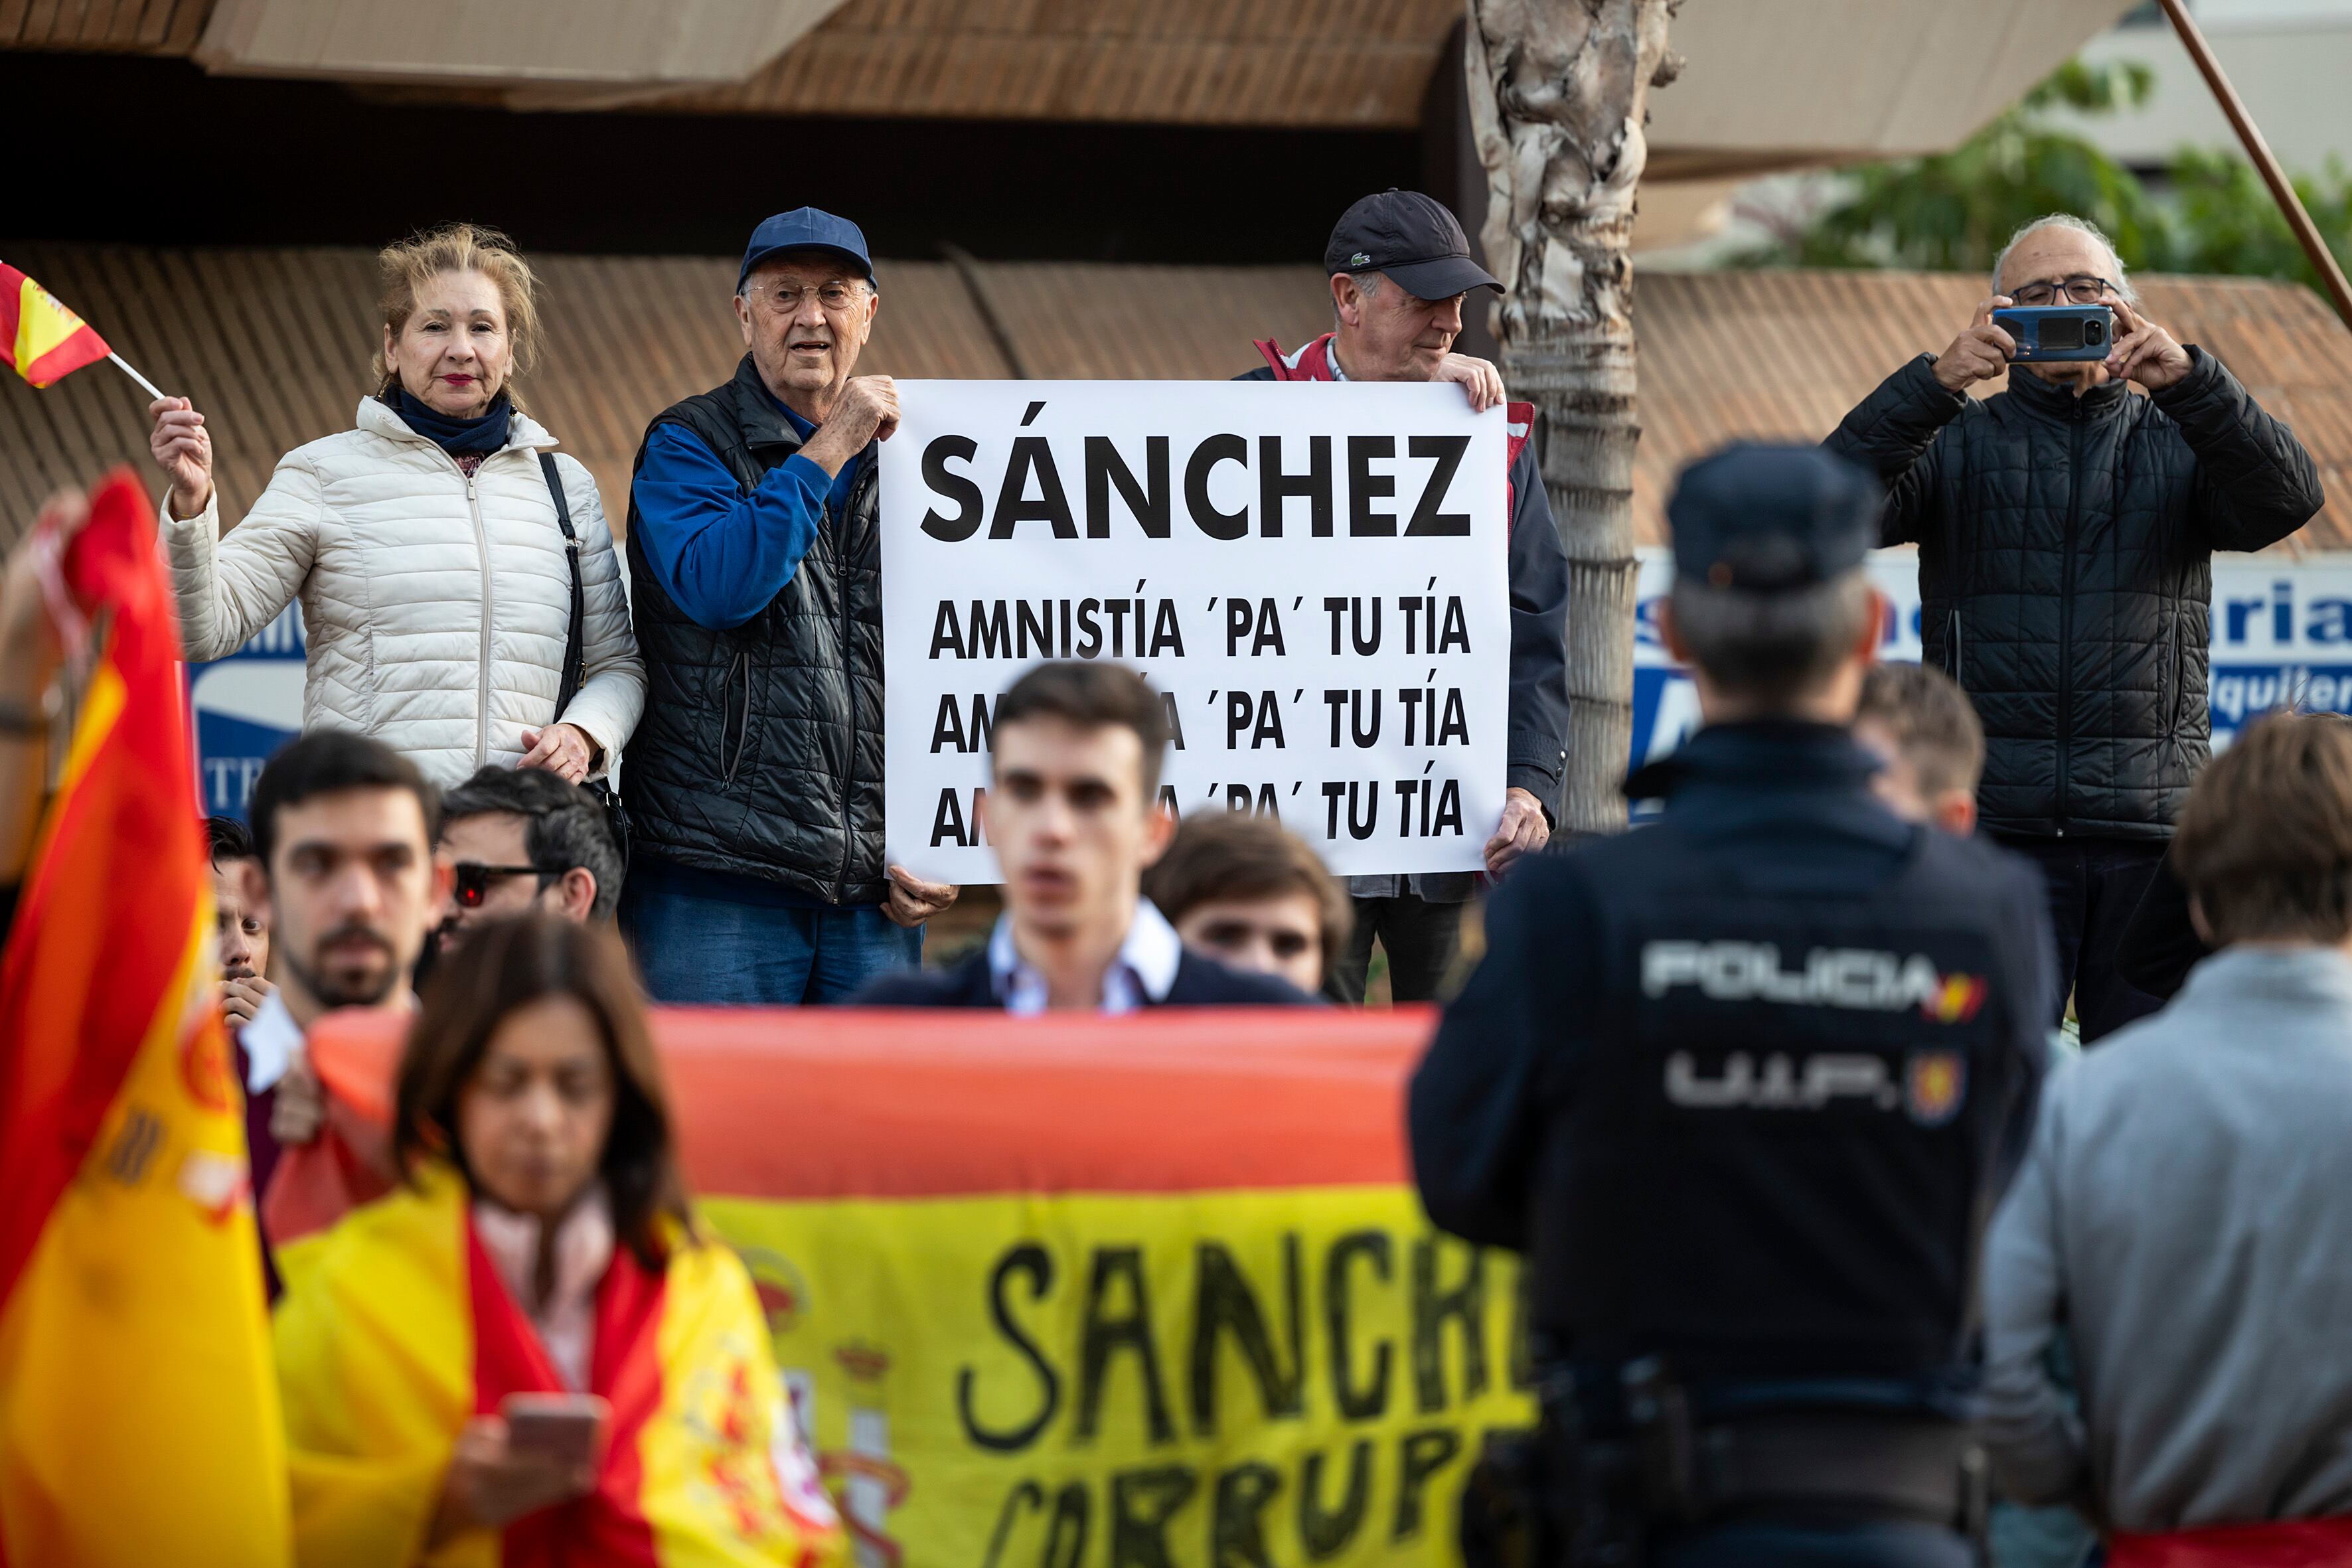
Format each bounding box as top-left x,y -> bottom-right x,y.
106,353 -> 168,404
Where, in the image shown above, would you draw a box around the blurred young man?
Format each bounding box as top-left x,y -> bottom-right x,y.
856,663 -> 1312,1011
1239,189 -> 1569,1003
1852,663 -> 1984,835
1986,713 -> 2352,1555
1142,812 -> 1350,998
433,765 -> 621,956
235,731 -> 448,1208
206,815 -> 273,1028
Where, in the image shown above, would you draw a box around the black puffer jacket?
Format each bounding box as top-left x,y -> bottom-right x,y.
623,356 -> 887,903
1827,349 -> 2322,838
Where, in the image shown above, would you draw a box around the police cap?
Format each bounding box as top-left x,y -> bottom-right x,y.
1668,444 -> 1882,592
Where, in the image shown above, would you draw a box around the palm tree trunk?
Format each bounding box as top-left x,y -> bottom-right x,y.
1465,0 -> 1680,834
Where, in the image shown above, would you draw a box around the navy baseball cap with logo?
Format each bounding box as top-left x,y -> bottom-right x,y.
1668,445 -> 1883,591
1324,190 -> 1501,301
737,207 -> 876,294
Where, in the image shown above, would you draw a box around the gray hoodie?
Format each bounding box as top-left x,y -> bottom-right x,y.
1983,946 -> 2352,1531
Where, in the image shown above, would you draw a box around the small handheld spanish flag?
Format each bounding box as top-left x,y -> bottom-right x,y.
0,262 -> 113,388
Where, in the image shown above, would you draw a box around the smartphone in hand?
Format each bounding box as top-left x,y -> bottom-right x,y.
1992,304 -> 2113,362
501,1392 -> 609,1472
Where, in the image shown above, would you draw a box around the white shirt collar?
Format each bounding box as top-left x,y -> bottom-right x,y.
987,899 -> 1184,1016
239,988 -> 305,1093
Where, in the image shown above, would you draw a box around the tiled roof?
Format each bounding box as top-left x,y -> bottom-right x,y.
4,247 -> 2345,558
1,0 -> 210,52
655,0 -> 1465,127
5,0 -> 1461,127
962,260 -> 1330,380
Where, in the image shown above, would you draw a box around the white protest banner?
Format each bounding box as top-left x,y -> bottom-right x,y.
879,380 -> 1511,884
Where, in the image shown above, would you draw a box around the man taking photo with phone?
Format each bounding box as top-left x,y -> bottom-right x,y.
1826,213 -> 2323,1042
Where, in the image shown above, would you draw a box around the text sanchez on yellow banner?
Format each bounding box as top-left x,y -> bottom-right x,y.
682,1008 -> 1527,1568
299,1006 -> 1533,1568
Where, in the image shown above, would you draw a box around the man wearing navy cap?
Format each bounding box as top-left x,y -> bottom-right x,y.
619,208 -> 957,1004
1241,189 -> 1569,1003
1413,445 -> 2055,1566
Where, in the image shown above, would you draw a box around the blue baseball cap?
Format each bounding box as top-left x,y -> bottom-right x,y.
1668,445 -> 1883,591
736,208 -> 875,295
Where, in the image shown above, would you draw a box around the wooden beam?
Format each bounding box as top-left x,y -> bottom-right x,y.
2159,0 -> 2352,329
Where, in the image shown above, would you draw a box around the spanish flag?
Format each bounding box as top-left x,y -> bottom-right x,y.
0,264 -> 112,388
285,1004 -> 1528,1568
275,1163 -> 844,1568
0,471 -> 291,1567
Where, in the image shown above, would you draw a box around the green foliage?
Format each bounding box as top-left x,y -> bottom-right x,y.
1731,57 -> 2352,296
2163,147 -> 2352,293
2022,57 -> 2156,116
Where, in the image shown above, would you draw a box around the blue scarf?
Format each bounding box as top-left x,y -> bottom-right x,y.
384,387 -> 513,457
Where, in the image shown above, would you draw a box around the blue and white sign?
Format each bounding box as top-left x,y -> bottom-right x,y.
186,603 -> 305,821
1632,548 -> 2352,771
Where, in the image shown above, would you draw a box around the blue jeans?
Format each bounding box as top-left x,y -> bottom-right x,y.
621,860 -> 921,1004
1657,1521 -> 1976,1567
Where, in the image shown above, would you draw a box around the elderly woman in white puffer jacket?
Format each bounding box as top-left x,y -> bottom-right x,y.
147,223 -> 641,787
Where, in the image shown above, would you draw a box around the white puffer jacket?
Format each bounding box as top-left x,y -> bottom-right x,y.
162,399 -> 644,787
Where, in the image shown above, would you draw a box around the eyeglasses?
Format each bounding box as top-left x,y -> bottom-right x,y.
2009,275 -> 2116,307
451,861 -> 554,909
753,283 -> 864,313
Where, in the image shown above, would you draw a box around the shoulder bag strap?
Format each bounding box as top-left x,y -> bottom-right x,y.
540,452 -> 586,719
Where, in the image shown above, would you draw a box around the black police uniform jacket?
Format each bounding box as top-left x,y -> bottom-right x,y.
623,356 -> 888,903
1826,349 -> 2321,839
1409,722 -> 2055,1390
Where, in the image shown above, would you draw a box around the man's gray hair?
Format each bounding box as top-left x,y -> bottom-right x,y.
1668,570 -> 1879,708
1990,214 -> 2139,303
1332,268 -> 1383,325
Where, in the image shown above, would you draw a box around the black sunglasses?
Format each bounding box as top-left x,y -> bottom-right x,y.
451,861 -> 554,908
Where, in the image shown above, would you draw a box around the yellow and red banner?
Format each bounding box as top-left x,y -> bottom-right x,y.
0,471 -> 289,1567
301,1004 -> 1529,1567
0,264 -> 110,388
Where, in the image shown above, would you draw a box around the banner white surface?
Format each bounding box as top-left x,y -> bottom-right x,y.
878,380 -> 1512,884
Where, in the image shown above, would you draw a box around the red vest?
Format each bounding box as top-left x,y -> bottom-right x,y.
2108,1517 -> 2352,1567
1252,333 -> 1534,532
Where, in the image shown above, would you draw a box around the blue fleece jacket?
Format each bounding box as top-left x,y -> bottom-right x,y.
631,398 -> 866,630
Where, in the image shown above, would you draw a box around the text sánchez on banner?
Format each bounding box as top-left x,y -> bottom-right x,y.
879,382 -> 1513,885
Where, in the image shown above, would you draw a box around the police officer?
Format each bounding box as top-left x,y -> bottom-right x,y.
1412,444 -> 2055,1567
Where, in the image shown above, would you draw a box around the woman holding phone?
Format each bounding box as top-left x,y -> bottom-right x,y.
272,915 -> 840,1566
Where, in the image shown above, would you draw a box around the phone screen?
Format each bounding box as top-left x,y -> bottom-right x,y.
502,1393 -> 608,1470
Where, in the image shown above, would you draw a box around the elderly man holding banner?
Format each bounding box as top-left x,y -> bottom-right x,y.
1242,189 -> 1571,1002
620,208 -> 957,1005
